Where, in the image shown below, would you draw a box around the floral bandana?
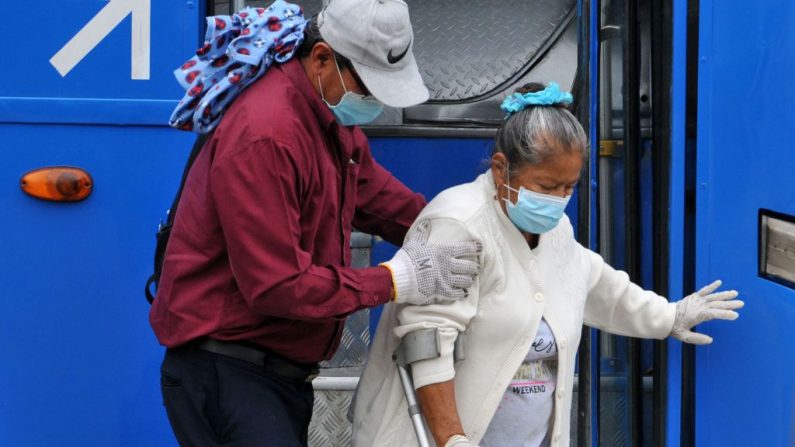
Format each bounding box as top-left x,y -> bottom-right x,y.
500,82 -> 573,117
169,0 -> 307,133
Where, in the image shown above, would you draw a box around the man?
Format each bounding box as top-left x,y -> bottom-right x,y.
150,0 -> 481,445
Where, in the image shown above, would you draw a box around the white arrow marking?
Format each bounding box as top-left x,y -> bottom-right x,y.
50,0 -> 151,80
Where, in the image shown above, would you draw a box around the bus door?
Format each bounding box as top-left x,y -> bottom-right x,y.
693,0 -> 795,444
592,0 -> 795,445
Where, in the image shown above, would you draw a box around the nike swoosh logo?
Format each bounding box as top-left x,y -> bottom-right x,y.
387,39 -> 411,64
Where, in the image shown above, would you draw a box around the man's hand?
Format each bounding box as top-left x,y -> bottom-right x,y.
381,220 -> 481,306
670,280 -> 744,344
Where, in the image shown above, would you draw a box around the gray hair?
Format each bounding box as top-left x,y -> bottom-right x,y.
493,84 -> 588,172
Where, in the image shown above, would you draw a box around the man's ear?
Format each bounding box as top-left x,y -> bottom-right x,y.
308,42 -> 334,74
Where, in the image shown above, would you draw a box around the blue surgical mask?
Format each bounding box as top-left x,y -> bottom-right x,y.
502,183 -> 571,234
319,60 -> 384,126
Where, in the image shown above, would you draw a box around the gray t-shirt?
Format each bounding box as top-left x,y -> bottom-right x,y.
481,319 -> 558,447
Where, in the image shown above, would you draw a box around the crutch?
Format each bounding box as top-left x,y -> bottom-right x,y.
393,328 -> 466,447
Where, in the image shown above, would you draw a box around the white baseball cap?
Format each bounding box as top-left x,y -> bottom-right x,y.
317,0 -> 429,108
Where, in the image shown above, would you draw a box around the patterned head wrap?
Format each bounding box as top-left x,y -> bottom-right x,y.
169,0 -> 307,133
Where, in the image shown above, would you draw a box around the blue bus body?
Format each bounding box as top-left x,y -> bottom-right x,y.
1,0 -> 793,445
693,0 -> 795,444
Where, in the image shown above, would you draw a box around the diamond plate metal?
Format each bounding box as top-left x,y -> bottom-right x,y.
244,0 -> 326,15
600,387 -> 630,447
310,237 -> 372,444
227,0 -> 575,103
408,0 -> 576,101
321,238 -> 373,369
215,1 -> 325,16
309,389 -> 354,447
320,308 -> 371,369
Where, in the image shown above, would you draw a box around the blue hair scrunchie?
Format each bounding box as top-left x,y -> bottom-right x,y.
500,82 -> 573,117
169,0 -> 307,133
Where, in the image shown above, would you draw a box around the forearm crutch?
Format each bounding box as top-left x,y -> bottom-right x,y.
393,328 -> 466,447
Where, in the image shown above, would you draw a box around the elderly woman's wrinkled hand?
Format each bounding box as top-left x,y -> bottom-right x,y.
670,280 -> 744,344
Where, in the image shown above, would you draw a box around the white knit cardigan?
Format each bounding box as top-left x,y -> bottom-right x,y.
352,171 -> 676,447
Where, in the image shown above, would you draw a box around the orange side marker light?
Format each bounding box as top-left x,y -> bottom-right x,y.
20,167 -> 93,202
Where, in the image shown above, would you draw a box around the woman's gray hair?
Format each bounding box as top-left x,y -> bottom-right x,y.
493,83 -> 588,172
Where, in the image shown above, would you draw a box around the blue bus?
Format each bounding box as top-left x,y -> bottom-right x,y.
1,0 -> 793,445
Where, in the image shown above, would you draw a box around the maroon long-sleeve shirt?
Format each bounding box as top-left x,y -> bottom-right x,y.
150,59 -> 426,363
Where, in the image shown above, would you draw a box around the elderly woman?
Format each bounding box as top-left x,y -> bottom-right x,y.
351,83 -> 744,447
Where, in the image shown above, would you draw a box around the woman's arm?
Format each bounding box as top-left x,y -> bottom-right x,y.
394,218 -> 484,444
417,380 -> 466,446
395,218 -> 483,387
582,248 -> 677,338
583,247 -> 742,343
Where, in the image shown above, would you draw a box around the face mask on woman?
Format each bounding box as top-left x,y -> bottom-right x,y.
501,167 -> 570,234
319,59 -> 384,126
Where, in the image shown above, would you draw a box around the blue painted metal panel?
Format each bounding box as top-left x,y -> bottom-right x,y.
665,0 -> 688,444
2,0 -> 200,98
0,124 -> 192,446
0,0 -> 199,444
585,0 -> 601,442
695,1 -> 795,445
0,0 -> 201,124
369,137 -> 494,203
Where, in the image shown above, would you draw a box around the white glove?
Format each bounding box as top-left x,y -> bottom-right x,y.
670,280 -> 744,344
445,434 -> 479,447
380,220 -> 482,306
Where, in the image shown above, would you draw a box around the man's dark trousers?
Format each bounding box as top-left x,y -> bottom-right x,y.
160,346 -> 314,447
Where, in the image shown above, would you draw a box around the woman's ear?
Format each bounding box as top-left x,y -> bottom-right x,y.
491,153 -> 508,183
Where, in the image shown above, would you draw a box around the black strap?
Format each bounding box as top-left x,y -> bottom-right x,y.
195,338 -> 320,382
145,131 -> 214,304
